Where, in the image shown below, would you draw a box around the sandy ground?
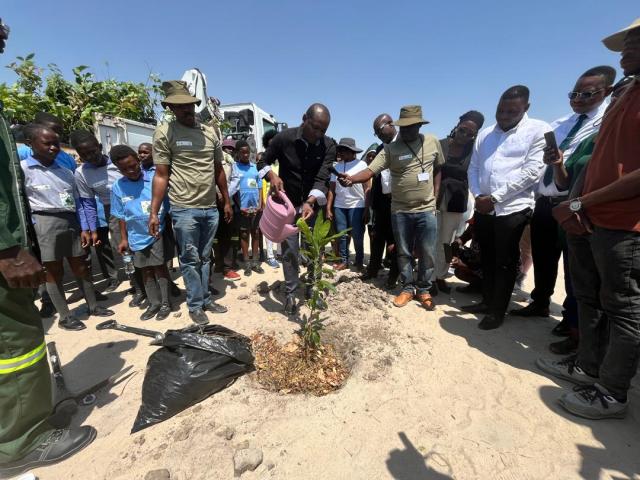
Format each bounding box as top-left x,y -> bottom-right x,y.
27,242 -> 640,480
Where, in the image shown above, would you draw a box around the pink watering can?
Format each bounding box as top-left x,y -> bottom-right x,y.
259,191 -> 299,243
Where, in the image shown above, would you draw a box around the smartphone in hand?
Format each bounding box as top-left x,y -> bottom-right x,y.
544,131 -> 558,151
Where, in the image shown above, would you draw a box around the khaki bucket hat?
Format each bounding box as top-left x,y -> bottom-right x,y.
392,105 -> 430,127
160,80 -> 201,108
602,17 -> 640,52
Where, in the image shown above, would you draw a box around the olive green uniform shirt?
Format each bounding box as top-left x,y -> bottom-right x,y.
368,134 -> 445,213
153,120 -> 223,208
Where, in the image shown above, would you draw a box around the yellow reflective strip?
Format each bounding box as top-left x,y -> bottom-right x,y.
0,342 -> 46,366
0,348 -> 46,374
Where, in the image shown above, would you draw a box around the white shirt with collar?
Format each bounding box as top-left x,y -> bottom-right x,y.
537,99 -> 608,197
468,113 -> 550,216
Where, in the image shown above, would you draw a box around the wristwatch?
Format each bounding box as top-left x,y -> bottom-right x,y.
569,198 -> 582,212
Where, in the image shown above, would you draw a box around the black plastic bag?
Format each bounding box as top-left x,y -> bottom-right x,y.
131,324 -> 254,433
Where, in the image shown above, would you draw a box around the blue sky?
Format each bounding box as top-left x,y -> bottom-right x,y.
1,1 -> 636,149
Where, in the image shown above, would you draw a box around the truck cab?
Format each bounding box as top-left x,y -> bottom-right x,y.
219,102 -> 287,161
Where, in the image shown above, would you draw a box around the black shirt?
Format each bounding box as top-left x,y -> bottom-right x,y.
257,126 -> 336,207
370,143 -> 391,212
438,138 -> 472,213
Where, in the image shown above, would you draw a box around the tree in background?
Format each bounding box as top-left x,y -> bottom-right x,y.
0,53 -> 161,138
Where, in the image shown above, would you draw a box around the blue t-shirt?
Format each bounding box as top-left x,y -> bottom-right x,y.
230,162 -> 262,210
18,144 -> 77,171
110,170 -> 169,251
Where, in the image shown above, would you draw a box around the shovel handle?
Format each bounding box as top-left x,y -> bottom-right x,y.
96,320 -> 163,340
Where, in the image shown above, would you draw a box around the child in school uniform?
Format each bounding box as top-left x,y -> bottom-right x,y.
20,124 -> 114,331
229,140 -> 264,276
109,145 -> 174,321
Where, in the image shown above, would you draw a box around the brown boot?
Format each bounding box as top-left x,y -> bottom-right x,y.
416,292 -> 435,311
393,291 -> 414,307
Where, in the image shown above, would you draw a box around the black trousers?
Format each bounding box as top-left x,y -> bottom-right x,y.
475,208 -> 531,318
569,228 -> 640,399
367,208 -> 398,280
530,196 -> 564,306
213,206 -> 238,273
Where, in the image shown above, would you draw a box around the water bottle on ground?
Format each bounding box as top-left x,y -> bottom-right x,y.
123,251 -> 135,276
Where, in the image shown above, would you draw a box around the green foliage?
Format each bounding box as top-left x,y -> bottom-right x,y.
296,210 -> 350,357
0,54 -> 160,134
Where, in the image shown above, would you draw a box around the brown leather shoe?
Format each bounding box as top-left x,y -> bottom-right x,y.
416,292 -> 435,311
393,291 -> 414,307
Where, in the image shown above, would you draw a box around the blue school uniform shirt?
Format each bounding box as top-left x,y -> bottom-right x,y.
110,170 -> 169,252
17,144 -> 77,171
229,162 -> 262,209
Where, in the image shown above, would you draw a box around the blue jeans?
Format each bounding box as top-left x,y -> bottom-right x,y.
334,207 -> 365,265
391,211 -> 437,295
171,206 -> 219,312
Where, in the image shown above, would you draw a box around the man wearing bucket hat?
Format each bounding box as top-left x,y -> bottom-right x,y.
150,80 -> 233,326
339,105 -> 445,311
538,18 -> 640,420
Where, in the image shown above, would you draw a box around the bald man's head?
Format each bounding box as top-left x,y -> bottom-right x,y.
302,103 -> 331,144
373,113 -> 396,144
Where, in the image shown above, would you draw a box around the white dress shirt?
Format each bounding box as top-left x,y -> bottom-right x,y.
468,113 -> 550,216
537,100 -> 608,197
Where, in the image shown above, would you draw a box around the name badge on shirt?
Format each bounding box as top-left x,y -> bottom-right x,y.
141,200 -> 151,215
176,140 -> 193,147
417,172 -> 430,182
59,192 -> 74,208
32,184 -> 51,191
399,154 -> 413,161
92,180 -> 108,189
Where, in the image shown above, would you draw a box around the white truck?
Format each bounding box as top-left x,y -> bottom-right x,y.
219,102 -> 286,155
93,68 -> 286,158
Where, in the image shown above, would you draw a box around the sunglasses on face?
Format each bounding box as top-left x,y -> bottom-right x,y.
568,89 -> 603,100
374,122 -> 392,135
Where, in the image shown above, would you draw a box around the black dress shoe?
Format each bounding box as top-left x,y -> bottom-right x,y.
128,293 -> 147,308
283,295 -> 298,315
385,277 -> 398,290
58,316 -> 86,331
171,282 -> 181,297
39,301 -> 56,318
436,279 -> 451,294
551,319 -> 571,337
156,303 -> 172,320
89,306 -> 115,317
104,279 -> 121,293
189,309 -> 209,325
457,283 -> 482,294
0,426 -> 97,478
360,269 -> 378,281
204,301 -> 228,314
95,291 -> 109,301
478,314 -> 504,330
140,305 -> 161,321
510,302 -> 549,317
549,336 -> 579,355
460,303 -> 490,314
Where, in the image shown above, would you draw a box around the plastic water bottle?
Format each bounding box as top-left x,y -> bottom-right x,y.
123,251 -> 135,276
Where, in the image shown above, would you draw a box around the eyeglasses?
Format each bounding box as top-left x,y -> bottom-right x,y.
568,89 -> 604,100
374,122 -> 392,135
